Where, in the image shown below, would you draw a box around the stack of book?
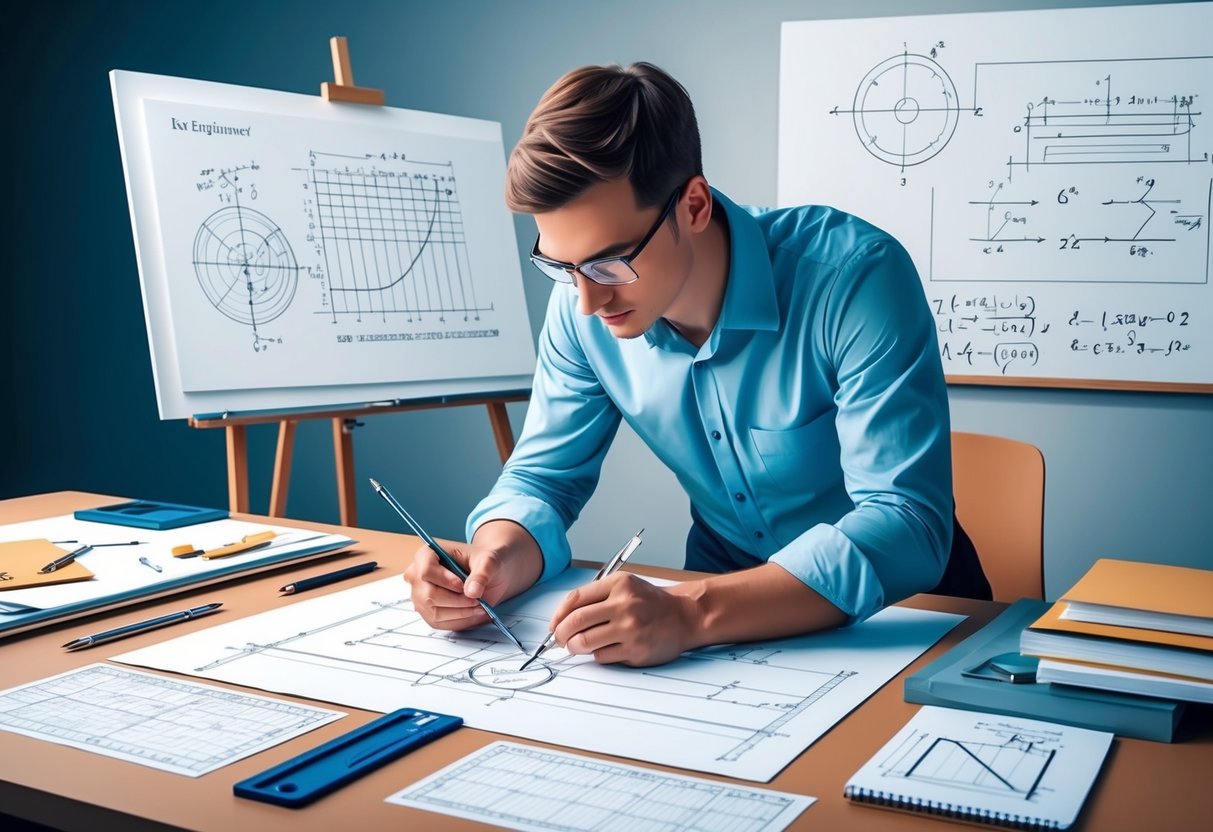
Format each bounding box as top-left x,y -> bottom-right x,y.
1020,559 -> 1213,704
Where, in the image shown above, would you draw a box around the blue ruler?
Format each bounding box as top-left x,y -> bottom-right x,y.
234,708 -> 463,807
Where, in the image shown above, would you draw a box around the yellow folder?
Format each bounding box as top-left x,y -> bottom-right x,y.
1061,558 -> 1213,619
0,539 -> 95,590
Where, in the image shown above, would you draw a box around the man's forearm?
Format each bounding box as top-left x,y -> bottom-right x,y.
668,562 -> 848,649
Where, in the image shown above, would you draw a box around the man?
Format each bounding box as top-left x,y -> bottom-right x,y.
405,62 -> 986,667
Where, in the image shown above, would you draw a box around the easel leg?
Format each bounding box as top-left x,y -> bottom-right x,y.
225,425 -> 250,513
332,417 -> 357,527
487,402 -> 515,465
269,420 -> 297,517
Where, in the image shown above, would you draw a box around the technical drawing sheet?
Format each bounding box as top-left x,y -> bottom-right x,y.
111,71 -> 536,419
780,3 -> 1212,389
113,570 -> 963,782
844,706 -> 1113,829
387,741 -> 815,832
0,664 -> 342,776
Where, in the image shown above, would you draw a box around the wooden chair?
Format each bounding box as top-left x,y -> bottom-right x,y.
951,432 -> 1046,602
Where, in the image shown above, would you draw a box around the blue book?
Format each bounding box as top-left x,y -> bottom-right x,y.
74,500 -> 228,530
904,598 -> 1185,742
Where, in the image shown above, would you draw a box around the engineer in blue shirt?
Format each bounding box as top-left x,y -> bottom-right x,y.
404,62 -> 988,666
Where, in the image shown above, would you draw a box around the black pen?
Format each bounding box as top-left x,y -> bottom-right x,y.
280,562 -> 378,594
61,602 -> 223,650
38,544 -> 93,574
369,477 -> 526,653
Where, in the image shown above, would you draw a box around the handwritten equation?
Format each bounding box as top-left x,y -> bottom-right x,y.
932,293 -> 1194,376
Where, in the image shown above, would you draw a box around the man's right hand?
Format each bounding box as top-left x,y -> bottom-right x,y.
402,521 -> 543,631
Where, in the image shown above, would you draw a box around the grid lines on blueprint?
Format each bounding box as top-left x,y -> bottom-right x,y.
309,152 -> 486,323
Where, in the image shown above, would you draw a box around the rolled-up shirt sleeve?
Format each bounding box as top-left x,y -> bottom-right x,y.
466,286 -> 623,582
768,238 -> 953,621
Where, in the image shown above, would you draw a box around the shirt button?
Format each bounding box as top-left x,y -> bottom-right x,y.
754,531 -> 764,539
734,493 -> 745,502
711,430 -> 722,440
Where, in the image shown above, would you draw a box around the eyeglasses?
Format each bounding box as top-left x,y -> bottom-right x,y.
529,187 -> 681,285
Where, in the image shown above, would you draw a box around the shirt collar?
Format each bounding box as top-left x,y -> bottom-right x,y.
644,187 -> 780,351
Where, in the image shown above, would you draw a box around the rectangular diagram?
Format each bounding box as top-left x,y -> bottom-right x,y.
0,664 -> 342,776
387,741 -> 815,832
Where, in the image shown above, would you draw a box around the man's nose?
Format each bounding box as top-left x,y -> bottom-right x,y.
575,274 -> 612,315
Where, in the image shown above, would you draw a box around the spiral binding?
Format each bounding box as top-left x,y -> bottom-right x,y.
844,785 -> 1061,830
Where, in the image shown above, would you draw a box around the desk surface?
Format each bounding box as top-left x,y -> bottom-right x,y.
1,492 -> 1209,831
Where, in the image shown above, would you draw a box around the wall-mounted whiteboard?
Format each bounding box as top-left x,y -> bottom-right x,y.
780,2 -> 1211,392
111,70 -> 536,419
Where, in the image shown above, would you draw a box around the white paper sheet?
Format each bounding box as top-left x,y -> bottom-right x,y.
0,664 -> 343,776
0,514 -> 351,610
114,570 -> 962,781
388,741 -> 815,832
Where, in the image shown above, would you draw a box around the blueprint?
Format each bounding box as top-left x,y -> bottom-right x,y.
114,570 -> 962,781
387,741 -> 815,831
0,664 -> 342,776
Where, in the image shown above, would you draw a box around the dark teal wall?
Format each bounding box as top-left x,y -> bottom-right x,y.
5,1 -> 1211,593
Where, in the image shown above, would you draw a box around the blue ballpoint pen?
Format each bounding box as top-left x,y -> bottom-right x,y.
61,602 -> 223,650
369,478 -> 526,654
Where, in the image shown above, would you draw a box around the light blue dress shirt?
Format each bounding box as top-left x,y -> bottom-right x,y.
468,189 -> 953,622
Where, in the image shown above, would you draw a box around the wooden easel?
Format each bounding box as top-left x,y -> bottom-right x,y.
189,38 -> 529,526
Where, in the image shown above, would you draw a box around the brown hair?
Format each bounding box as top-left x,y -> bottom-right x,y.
506,62 -> 702,213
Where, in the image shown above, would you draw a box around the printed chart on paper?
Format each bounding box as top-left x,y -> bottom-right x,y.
0,664 -> 342,776
387,741 -> 815,832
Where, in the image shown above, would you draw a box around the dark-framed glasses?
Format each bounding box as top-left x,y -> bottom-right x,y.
529,187 -> 681,285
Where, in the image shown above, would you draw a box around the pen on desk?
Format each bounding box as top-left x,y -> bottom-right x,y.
369,477 -> 526,654
53,540 -> 147,547
38,544 -> 93,574
61,602 -> 223,650
280,561 -> 378,594
519,528 -> 644,671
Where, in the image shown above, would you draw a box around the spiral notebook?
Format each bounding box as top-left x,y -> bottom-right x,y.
844,706 -> 1112,830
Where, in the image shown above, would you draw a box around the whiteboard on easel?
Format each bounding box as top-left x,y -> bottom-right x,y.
111,70 -> 536,419
779,2 -> 1212,392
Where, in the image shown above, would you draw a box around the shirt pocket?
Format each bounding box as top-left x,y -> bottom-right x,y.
748,410 -> 843,500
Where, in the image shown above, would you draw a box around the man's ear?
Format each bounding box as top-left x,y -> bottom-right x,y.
681,176 -> 714,234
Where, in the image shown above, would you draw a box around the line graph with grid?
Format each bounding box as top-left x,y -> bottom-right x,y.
309,154 -> 491,324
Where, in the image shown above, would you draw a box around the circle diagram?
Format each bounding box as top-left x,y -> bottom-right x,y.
851,53 -> 960,168
468,656 -> 555,691
193,206 -> 298,326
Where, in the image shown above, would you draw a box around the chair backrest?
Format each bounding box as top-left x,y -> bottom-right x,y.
951,432 -> 1045,602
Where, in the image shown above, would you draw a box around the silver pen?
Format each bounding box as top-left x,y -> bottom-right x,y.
370,477 -> 526,653
519,528 -> 644,671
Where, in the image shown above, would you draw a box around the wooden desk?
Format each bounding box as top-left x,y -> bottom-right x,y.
1,492 -> 1209,831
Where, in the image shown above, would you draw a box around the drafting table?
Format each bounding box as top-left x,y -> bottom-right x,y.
1,492 -> 1210,831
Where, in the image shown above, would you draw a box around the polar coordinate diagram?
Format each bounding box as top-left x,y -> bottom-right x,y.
192,197 -> 299,352
832,51 -> 961,170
